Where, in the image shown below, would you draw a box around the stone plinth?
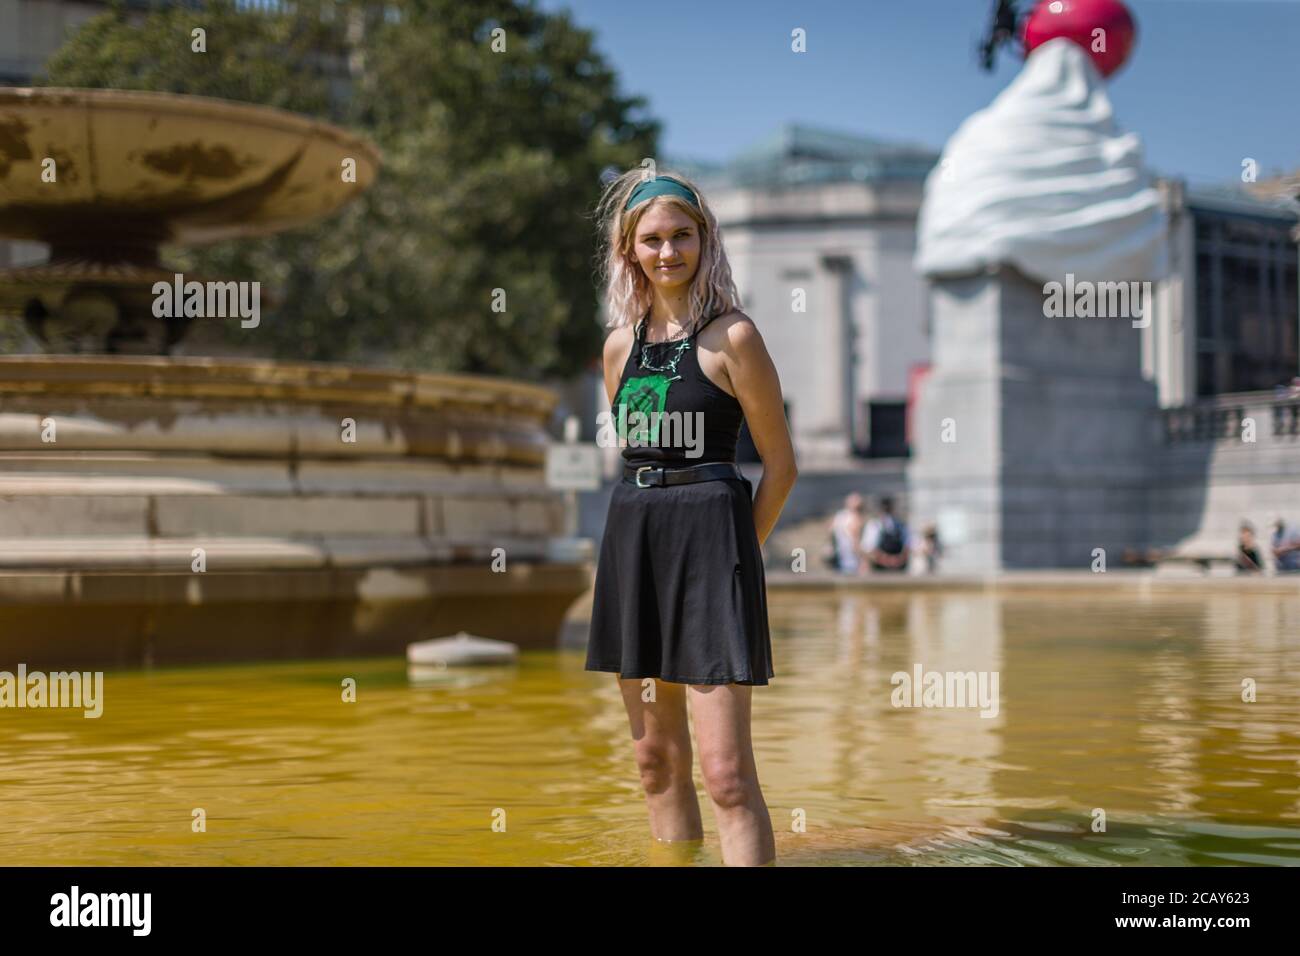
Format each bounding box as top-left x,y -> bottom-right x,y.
907,266 -> 1159,571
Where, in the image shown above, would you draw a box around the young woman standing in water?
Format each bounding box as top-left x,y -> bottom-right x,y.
586,169 -> 798,866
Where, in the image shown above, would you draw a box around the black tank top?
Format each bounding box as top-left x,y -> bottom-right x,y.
614,309 -> 744,466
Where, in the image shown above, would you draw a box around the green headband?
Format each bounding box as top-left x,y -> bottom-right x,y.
624,175 -> 700,212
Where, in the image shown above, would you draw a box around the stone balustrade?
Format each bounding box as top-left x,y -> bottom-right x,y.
1162,391 -> 1300,445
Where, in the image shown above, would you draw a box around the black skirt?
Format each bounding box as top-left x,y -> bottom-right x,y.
585,474 -> 774,685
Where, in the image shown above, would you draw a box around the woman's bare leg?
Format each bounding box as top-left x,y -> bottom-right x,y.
688,682 -> 775,866
617,676 -> 703,843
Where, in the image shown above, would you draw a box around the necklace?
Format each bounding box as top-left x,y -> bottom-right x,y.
636,315 -> 692,375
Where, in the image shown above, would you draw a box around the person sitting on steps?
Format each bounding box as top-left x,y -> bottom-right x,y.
861,496 -> 910,573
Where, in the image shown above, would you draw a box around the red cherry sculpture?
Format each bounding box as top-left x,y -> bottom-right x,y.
1022,0 -> 1137,78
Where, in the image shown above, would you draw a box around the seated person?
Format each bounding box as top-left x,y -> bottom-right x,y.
1272,519 -> 1300,573
861,497 -> 909,573
917,523 -> 942,573
1237,522 -> 1263,573
827,493 -> 866,573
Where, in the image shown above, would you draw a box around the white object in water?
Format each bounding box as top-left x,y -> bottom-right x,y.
406,664 -> 502,688
406,631 -> 518,667
914,37 -> 1168,285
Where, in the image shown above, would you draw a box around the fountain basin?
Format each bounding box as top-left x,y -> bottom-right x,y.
0,356 -> 591,668
0,86 -> 381,246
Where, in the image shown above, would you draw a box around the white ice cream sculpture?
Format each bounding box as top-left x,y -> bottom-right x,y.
914,36 -> 1167,284
906,35 -> 1171,571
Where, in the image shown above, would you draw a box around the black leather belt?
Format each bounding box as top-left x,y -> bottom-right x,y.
622,461 -> 743,488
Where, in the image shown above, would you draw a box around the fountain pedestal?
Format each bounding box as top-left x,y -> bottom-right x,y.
907,266 -> 1159,571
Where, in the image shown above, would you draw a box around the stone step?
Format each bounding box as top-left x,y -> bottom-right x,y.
0,534 -> 555,570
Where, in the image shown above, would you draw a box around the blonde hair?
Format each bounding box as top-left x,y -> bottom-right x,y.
592,166 -> 742,335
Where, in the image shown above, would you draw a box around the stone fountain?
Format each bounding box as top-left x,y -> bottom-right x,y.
0,87 -> 589,668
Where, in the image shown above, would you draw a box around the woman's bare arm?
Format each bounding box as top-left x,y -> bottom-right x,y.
602,325 -> 634,408
722,314 -> 798,548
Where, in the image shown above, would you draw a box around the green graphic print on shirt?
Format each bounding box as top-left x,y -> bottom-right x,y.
615,373 -> 676,447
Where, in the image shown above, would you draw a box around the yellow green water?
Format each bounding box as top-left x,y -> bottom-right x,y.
2,589 -> 1299,865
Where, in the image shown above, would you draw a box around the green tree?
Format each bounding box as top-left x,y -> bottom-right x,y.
36,0 -> 658,377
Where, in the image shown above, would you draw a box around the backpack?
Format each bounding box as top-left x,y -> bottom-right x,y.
877,519 -> 905,556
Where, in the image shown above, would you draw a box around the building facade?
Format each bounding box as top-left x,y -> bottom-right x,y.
682,124 -> 938,467
1146,179 -> 1300,408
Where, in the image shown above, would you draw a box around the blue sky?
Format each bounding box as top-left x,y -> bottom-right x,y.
534,0 -> 1300,187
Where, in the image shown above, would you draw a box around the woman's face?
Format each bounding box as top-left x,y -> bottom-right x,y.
630,202 -> 701,290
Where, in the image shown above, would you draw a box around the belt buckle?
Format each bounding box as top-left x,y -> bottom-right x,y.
635,465 -> 658,488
